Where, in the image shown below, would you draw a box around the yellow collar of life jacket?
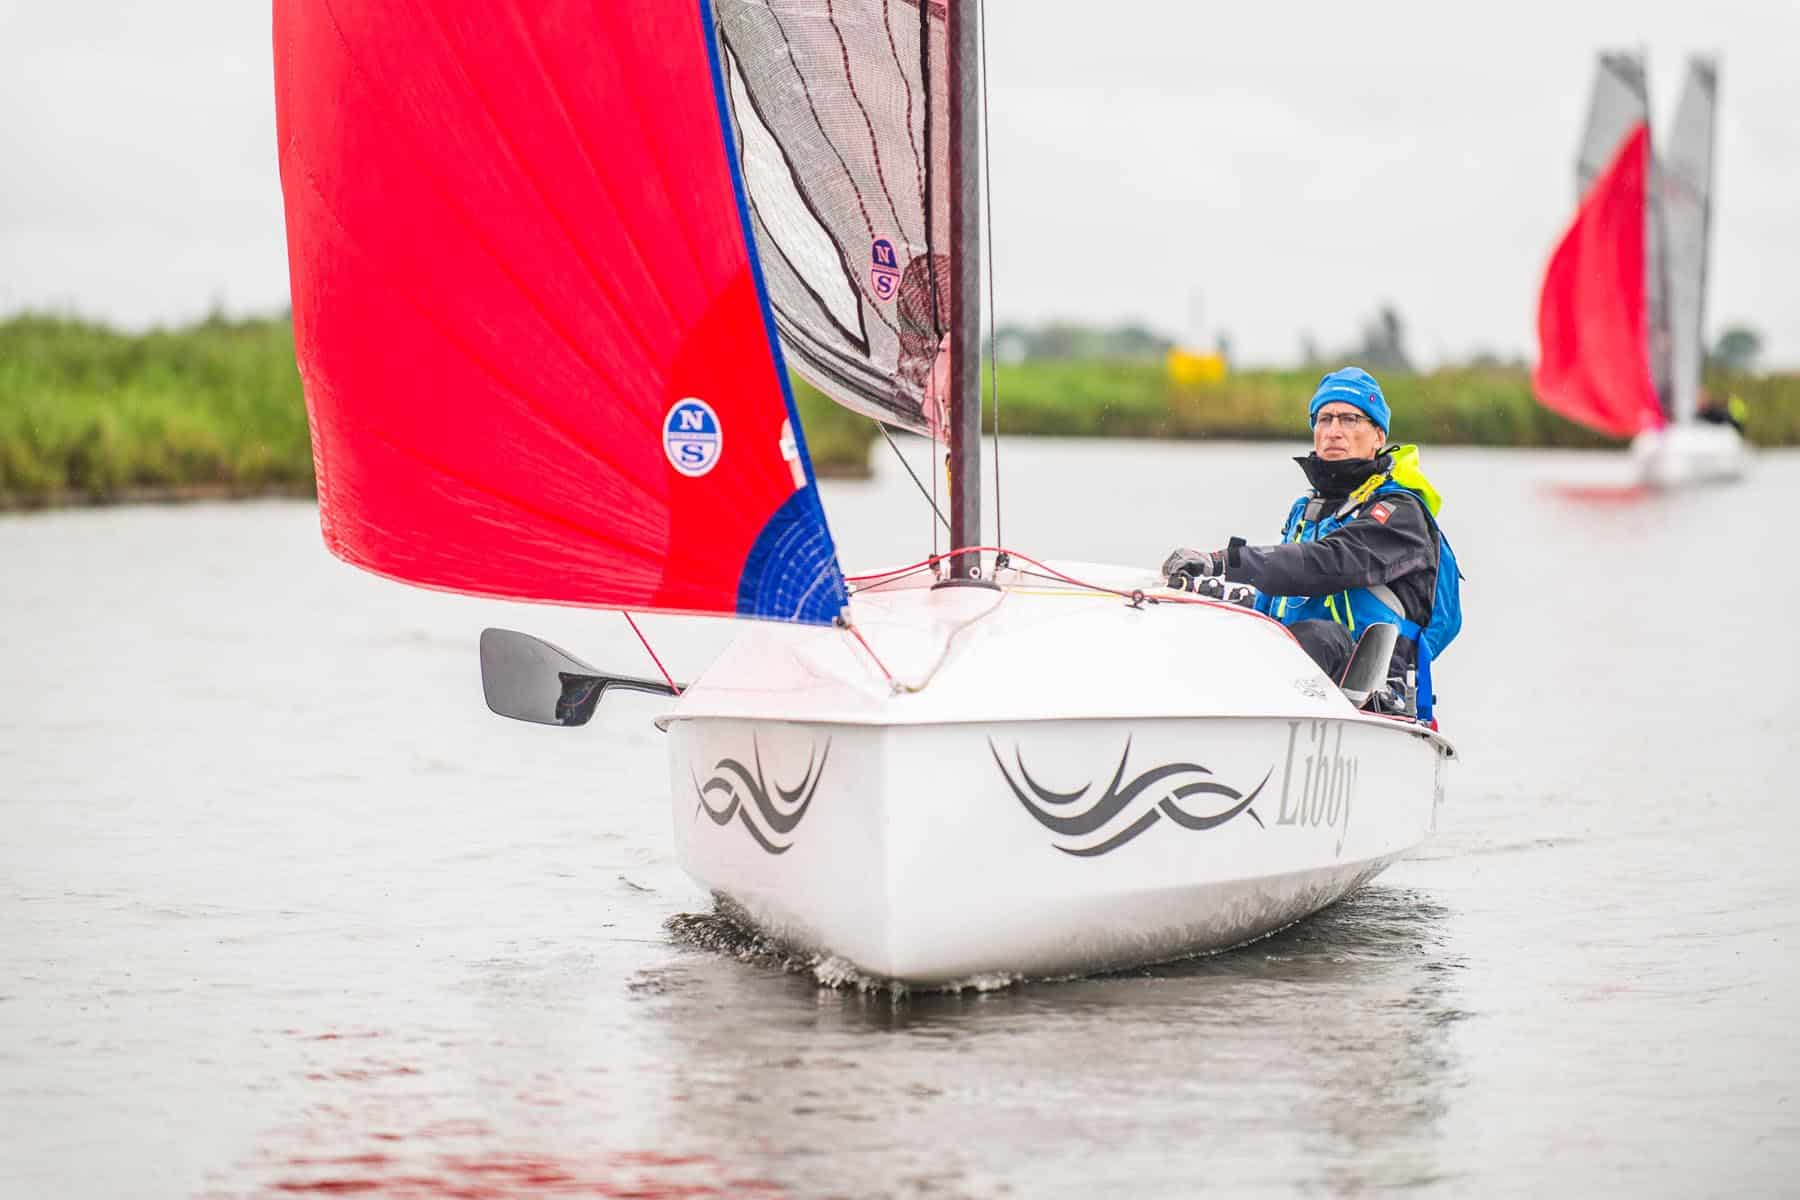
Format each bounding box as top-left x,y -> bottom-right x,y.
1343,444 -> 1443,517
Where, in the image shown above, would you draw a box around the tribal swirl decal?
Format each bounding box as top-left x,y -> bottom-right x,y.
990,736 -> 1271,857
691,735 -> 830,855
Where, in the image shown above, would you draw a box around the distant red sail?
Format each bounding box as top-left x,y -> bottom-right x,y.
273,1 -> 846,623
1533,124 -> 1665,438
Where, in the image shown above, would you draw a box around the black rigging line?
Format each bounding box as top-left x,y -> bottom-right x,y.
881,425 -> 953,533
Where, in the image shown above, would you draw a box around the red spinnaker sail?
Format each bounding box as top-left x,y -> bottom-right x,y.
1533,124 -> 1664,438
273,1 -> 846,624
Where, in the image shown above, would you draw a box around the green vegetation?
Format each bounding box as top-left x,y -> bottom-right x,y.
4,313 -> 1797,509
0,314 -> 316,507
788,375 -> 880,478
0,313 -> 876,507
980,361 -> 1800,448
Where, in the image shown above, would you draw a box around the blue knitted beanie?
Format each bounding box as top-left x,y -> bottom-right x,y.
1308,366 -> 1390,433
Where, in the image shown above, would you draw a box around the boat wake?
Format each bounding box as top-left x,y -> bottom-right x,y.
665,903 -> 1019,995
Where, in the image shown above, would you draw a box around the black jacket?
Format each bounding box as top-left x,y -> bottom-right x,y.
1224,452 -> 1438,632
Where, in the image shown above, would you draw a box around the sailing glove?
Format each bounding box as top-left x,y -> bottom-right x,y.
1162,547 -> 1226,584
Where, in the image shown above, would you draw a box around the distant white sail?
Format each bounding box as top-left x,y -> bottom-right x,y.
1576,52 -> 1649,199
1661,57 -> 1719,424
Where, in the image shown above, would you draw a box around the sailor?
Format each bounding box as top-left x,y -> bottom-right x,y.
1697,391 -> 1749,435
1160,366 -> 1460,717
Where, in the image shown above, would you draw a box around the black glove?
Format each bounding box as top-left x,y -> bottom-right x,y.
1161,547 -> 1226,585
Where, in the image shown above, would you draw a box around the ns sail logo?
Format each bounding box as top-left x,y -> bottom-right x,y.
664,398 -> 722,477
870,237 -> 900,301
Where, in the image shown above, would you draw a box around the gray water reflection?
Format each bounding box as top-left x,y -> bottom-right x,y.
643,888 -> 1465,1196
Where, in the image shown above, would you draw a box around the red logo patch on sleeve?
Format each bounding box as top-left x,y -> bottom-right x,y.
1367,501 -> 1393,524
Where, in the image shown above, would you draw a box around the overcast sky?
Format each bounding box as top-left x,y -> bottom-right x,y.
3,1 -> 1797,367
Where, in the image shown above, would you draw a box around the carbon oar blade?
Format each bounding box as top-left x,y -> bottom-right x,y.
479,628 -> 678,727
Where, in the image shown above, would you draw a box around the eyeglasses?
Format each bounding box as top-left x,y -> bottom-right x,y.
1313,411 -> 1371,430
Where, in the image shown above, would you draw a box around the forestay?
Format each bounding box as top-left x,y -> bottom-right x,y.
273,1 -> 847,625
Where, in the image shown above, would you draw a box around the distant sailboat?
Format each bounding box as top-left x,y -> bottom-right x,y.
1534,52 -> 1743,485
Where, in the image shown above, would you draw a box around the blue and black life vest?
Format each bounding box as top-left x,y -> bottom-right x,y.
1255,445 -> 1463,721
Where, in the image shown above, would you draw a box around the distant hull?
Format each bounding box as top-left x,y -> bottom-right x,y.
662,565 -> 1453,985
1631,421 -> 1747,487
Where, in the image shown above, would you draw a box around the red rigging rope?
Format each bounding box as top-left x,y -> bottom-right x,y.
837,546 -> 1298,696
839,618 -> 900,691
621,611 -> 680,694
844,546 -> 1291,631
622,549 -> 1292,703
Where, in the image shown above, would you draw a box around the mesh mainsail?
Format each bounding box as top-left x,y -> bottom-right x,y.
712,0 -> 953,437
1660,57 -> 1718,424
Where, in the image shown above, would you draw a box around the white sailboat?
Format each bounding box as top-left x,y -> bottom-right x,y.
1537,52 -> 1744,487
275,0 -> 1455,986
1634,56 -> 1743,486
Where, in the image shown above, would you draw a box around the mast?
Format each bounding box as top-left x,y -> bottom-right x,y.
946,0 -> 982,580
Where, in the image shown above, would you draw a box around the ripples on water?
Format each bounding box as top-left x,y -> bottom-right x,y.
5,443 -> 1799,1197
665,885 -> 1464,1001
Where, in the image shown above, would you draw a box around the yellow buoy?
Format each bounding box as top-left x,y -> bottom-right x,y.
1166,347 -> 1227,386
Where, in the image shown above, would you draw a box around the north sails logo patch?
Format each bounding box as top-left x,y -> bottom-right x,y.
870,237 -> 900,301
1367,501 -> 1393,524
664,398 -> 722,477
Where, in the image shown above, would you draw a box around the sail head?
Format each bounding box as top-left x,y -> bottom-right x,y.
1576,52 -> 1649,199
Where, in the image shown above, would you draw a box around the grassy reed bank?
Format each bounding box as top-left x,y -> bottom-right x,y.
0,314 -> 876,508
0,315 -> 314,507
982,361 -> 1800,448
5,314 -> 1796,508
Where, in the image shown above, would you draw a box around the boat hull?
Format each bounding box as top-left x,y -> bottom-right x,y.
667,712 -> 1447,984
1631,421 -> 1747,486
661,562 -> 1454,984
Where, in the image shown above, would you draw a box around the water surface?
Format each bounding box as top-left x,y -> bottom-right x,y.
3,440 -> 1796,1196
